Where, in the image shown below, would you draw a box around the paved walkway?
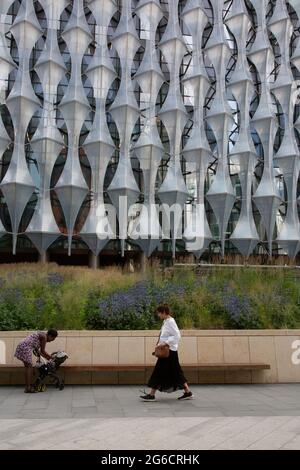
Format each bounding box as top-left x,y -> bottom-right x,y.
1,384 -> 300,449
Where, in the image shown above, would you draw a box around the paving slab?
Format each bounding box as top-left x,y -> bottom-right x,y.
0,384 -> 300,449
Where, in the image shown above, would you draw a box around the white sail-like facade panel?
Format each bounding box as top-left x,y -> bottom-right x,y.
182,0 -> 213,258
107,0 -> 141,207
0,1 -> 17,240
55,0 -> 92,255
129,0 -> 164,256
269,0 -> 300,259
248,0 -> 281,256
226,0 -> 259,257
80,0 -> 117,255
205,0 -> 235,257
0,0 -> 15,104
107,0 -> 140,256
26,0 -> 68,255
0,0 -> 42,254
157,0 -> 189,258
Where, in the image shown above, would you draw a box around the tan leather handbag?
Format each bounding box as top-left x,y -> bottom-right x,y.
152,330 -> 170,358
154,343 -> 170,358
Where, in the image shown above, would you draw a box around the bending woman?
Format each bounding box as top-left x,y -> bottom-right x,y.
14,329 -> 58,392
140,304 -> 193,401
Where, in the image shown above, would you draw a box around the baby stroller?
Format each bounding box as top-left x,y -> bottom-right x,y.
33,349 -> 68,392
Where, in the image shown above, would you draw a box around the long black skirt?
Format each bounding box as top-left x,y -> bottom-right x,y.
147,350 -> 187,393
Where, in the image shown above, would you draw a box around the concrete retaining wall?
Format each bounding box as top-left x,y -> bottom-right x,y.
1,330 -> 300,384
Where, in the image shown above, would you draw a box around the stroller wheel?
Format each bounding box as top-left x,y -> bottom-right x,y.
59,380 -> 65,391
38,384 -> 46,392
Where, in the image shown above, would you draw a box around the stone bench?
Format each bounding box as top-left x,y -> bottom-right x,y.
0,363 -> 271,371
0,362 -> 271,385
61,363 -> 271,371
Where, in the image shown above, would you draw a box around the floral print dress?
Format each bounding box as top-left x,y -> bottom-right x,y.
14,332 -> 41,365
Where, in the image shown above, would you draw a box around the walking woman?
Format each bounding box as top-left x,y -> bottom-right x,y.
140,304 -> 193,401
14,329 -> 58,393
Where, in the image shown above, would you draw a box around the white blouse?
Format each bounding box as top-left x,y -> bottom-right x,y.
159,317 -> 181,351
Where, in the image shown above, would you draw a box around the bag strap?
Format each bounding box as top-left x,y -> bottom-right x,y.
156,322 -> 165,345
156,322 -> 164,345
156,319 -> 167,345
156,331 -> 161,346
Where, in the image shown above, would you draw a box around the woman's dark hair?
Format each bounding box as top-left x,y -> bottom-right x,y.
47,329 -> 58,338
156,304 -> 172,316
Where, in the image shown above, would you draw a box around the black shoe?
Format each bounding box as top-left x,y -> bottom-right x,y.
140,394 -> 156,401
178,391 -> 194,400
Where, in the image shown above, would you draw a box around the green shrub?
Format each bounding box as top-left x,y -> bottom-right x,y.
1,264 -> 300,330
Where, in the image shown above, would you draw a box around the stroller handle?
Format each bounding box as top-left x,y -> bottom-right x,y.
33,348 -> 41,357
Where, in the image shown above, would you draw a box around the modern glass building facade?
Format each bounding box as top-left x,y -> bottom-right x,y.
0,0 -> 300,265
